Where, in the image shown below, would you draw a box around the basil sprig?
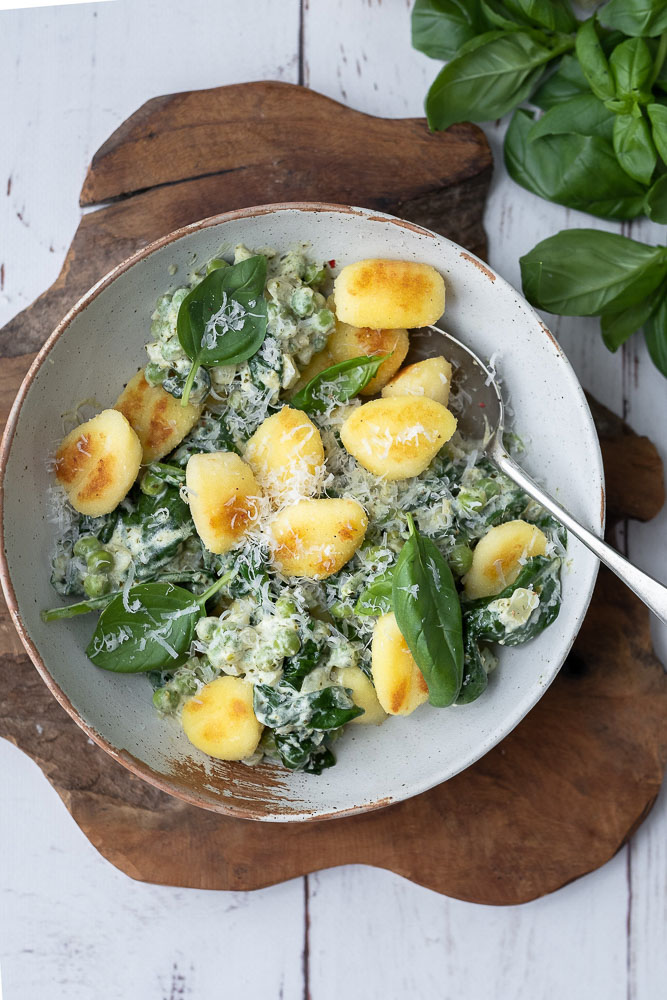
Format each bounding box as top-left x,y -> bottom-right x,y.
413,1 -> 667,223
177,255 -> 268,406
86,574 -> 230,673
392,515 -> 464,707
290,354 -> 390,413
520,229 -> 667,372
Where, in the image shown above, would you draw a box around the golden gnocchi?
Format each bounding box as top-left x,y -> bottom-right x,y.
55,409 -> 142,517
327,322 -> 409,395
244,406 -> 324,500
186,452 -> 261,554
270,498 -> 368,579
181,676 -> 263,760
115,368 -> 202,464
382,356 -> 452,407
340,396 -> 457,480
334,258 -> 445,329
371,613 -> 429,716
338,666 -> 387,726
463,520 -> 548,599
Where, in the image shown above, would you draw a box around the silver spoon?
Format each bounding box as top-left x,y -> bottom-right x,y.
411,325 -> 667,626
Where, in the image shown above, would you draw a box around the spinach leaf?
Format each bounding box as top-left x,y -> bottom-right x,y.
644,292 -> 667,375
425,31 -> 567,131
282,631 -> 324,690
42,572 -> 210,622
290,354 -> 390,414
86,575 -> 228,673
505,109 -> 648,219
455,633 -> 489,705
253,683 -> 364,731
392,514 -> 463,707
464,556 -> 562,645
161,365 -> 211,405
613,111 -> 658,184
177,255 -> 268,406
609,36 -> 654,96
142,462 -> 186,489
531,54 -> 589,108
575,18 -> 615,101
118,485 -> 194,580
355,568 -> 395,617
274,732 -> 336,773
601,286 -> 665,350
646,172 -> 667,221
647,102 -> 667,163
598,0 -> 667,38
170,411 -> 240,464
529,93 -> 614,141
411,0 -> 486,61
519,228 -> 667,315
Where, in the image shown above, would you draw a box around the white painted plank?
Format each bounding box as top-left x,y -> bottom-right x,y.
0,739 -> 305,1000
0,0 -> 301,331
308,858 -> 629,1000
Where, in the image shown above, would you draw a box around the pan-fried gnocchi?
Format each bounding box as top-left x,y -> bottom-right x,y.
45,244 -> 565,776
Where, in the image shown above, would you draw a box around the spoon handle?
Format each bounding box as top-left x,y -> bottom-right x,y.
491,443 -> 667,627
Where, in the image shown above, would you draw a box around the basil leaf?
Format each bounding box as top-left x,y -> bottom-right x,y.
520,228 -> 667,315
425,32 -> 564,131
646,172 -> 667,222
529,93 -> 615,141
505,109 -> 648,218
644,292 -> 667,376
290,354 -> 390,413
86,582 -> 202,672
392,515 -> 463,707
613,111 -> 658,184
575,18 -> 615,101
177,255 -> 268,405
253,684 -> 364,731
479,0 -> 527,31
647,103 -> 667,164
455,633 -> 489,705
411,0 -> 486,61
598,0 -> 667,38
464,557 -> 562,645
504,0 -> 576,32
609,36 -> 653,96
355,569 -> 395,617
601,286 -> 665,350
531,53 -> 589,108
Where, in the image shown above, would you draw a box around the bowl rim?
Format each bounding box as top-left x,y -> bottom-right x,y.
0,201 -> 604,821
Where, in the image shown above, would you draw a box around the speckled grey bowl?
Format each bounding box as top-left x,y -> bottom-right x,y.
0,204 -> 603,821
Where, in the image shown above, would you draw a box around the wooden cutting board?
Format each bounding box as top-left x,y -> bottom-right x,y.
1,82 -> 666,905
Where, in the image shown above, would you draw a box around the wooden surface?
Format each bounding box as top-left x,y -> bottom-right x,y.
1,76 -> 666,904
2,3 -> 667,998
1,81 -> 490,358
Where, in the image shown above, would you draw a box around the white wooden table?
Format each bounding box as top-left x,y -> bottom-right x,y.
1,2 -> 666,997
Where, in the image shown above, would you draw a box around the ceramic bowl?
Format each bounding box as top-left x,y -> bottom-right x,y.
0,204 -> 603,821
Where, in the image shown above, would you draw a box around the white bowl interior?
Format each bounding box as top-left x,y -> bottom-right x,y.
1,205 -> 602,820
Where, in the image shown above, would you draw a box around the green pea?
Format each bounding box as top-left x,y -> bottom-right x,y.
449,543 -> 473,578
170,672 -> 198,696
457,487 -> 486,513
145,362 -> 166,386
275,596 -> 297,618
153,687 -> 180,713
279,631 -> 302,657
207,257 -> 229,273
87,549 -> 113,572
83,574 -> 111,598
478,477 -> 501,499
140,470 -> 165,497
313,308 -> 335,331
330,600 -> 353,619
290,286 -> 316,318
73,536 -> 101,559
303,263 -> 327,287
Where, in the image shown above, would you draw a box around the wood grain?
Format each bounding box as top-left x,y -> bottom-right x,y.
0,82 -> 491,358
